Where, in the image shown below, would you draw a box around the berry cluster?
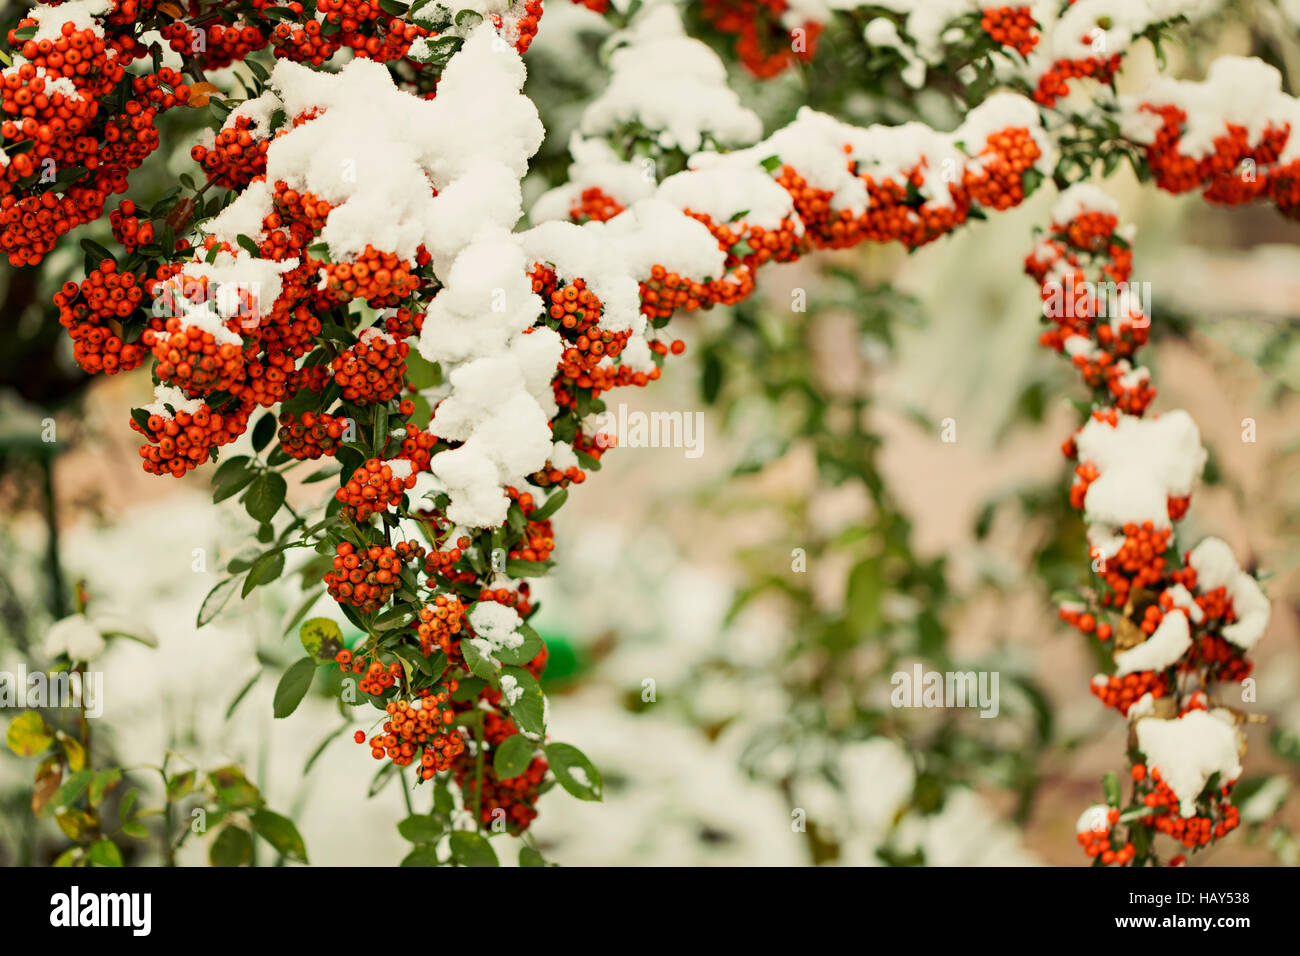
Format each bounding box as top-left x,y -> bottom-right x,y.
700,1 -> 821,79
277,410 -> 347,460
324,540 -> 425,613
161,19 -> 269,70
980,6 -> 1039,57
1131,763 -> 1241,850
132,396 -> 253,477
0,8 -> 192,266
55,256 -> 193,375
415,596 -> 467,657
330,330 -> 409,405
362,690 -> 466,778
1136,101 -> 1300,219
190,115 -> 270,190
1033,52 -> 1122,107
334,458 -> 418,522
145,314 -> 246,393
109,199 -> 154,250
1028,190 -> 1262,865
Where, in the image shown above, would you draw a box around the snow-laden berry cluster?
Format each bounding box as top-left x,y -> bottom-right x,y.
1030,186 -> 1269,865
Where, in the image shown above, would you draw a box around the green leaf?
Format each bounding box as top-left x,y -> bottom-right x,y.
451,677 -> 487,702
209,766 -> 262,808
88,839 -> 123,867
493,734 -> 535,780
241,549 -> 285,598
374,604 -> 416,631
251,413 -> 277,452
449,830 -> 498,867
251,809 -> 308,863
56,808 -> 95,842
236,234 -> 261,258
544,742 -> 602,801
1103,771 -> 1121,807
197,576 -> 241,628
846,557 -> 884,634
499,667 -> 544,736
224,671 -> 261,721
7,712 -> 53,757
58,733 -> 86,772
79,238 -> 115,267
299,617 -> 345,661
460,638 -> 498,683
52,847 -> 82,867
400,845 -> 441,867
302,464 -> 341,484
408,34 -> 462,65
88,768 -> 121,807
52,769 -> 94,810
303,724 -> 348,775
519,846 -> 546,867
494,630 -> 542,667
397,813 -> 443,844
244,472 -> 287,524
528,488 -> 567,521
273,657 -> 317,719
404,351 -> 441,389
166,770 -> 196,800
504,559 -> 550,578
209,825 -> 253,867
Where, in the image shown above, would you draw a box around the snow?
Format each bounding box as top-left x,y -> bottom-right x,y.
1076,803 -> 1111,834
863,18 -> 928,88
1114,609 -> 1191,676
1135,709 -> 1242,817
417,228 -> 541,368
1164,583 -> 1205,624
579,4 -> 762,154
467,601 -> 524,654
385,459 -> 414,481
202,25 -> 542,265
530,135 -> 656,224
548,442 -> 579,472
427,354 -> 555,527
692,93 -> 1051,220
1122,55 -> 1300,166
177,303 -> 243,347
143,384 -> 206,419
1073,410 -> 1206,533
223,91 -> 280,138
1187,537 -> 1271,650
177,248 -> 300,325
1050,0 -> 1163,62
499,673 -> 523,705
1051,184 -> 1121,225
44,614 -> 106,662
1127,692 -> 1158,721
28,1 -> 111,42
657,165 -> 799,232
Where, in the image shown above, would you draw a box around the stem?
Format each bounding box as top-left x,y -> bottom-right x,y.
40,451 -> 67,619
